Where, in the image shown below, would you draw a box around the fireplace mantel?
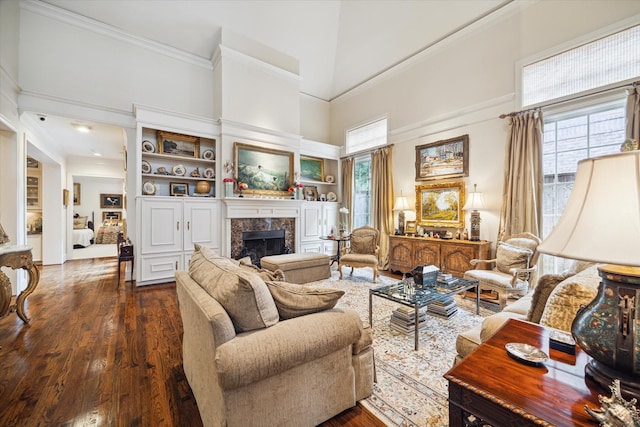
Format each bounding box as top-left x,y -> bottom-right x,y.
223,198 -> 304,256
224,198 -> 304,218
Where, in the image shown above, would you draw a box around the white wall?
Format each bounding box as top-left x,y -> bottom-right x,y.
73,176 -> 124,225
330,0 -> 640,248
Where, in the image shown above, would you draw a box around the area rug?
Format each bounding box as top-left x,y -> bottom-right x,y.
308,269 -> 496,427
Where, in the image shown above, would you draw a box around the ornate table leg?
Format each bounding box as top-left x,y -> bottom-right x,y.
0,270 -> 11,317
15,264 -> 40,323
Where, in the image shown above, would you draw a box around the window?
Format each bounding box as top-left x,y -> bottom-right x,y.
542,101 -> 625,273
345,117 -> 387,228
522,24 -> 640,107
345,118 -> 387,155
353,155 -> 371,228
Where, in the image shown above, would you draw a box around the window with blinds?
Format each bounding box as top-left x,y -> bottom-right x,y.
522,24 -> 640,107
345,118 -> 387,155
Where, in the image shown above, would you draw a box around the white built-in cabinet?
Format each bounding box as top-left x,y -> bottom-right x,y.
137,197 -> 220,285
300,201 -> 338,255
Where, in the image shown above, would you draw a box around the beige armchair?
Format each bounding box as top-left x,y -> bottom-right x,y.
463,232 -> 542,309
338,226 -> 380,283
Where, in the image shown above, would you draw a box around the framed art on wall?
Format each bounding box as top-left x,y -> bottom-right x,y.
170,182 -> 189,196
102,211 -> 122,221
73,183 -> 81,205
415,134 -> 469,181
234,142 -> 294,196
416,181 -> 465,228
100,193 -> 123,209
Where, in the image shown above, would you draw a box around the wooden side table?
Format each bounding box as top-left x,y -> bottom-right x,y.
445,319 -> 605,426
320,236 -> 350,266
0,245 -> 40,323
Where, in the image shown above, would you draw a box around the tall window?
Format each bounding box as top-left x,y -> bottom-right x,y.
346,118 -> 387,227
542,101 -> 625,273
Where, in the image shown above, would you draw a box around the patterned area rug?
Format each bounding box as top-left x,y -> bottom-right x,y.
308,268 -> 496,426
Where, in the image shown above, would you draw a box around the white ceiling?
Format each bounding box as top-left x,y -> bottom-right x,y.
26,0 -> 508,161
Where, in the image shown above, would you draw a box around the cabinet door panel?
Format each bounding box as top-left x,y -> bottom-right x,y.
441,244 -> 477,277
321,203 -> 338,236
184,202 -> 216,251
301,203 -> 322,242
300,242 -> 322,253
140,253 -> 182,282
414,241 -> 440,267
389,238 -> 413,273
141,200 -> 182,254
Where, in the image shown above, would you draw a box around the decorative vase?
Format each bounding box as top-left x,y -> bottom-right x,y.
195,181 -> 211,195
295,187 -> 304,200
224,182 -> 234,197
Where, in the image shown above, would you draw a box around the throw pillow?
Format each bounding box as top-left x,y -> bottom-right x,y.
527,273 -> 570,323
265,280 -> 344,319
189,246 -> 279,332
350,233 -> 376,255
538,266 -> 600,332
495,242 -> 533,274
73,216 -> 87,230
237,256 -> 286,282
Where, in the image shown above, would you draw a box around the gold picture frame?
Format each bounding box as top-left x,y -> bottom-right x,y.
100,193 -> 123,209
73,183 -> 81,205
234,142 -> 294,196
415,134 -> 469,181
62,189 -> 69,206
416,181 -> 465,228
102,211 -> 122,221
405,220 -> 417,234
157,130 -> 200,158
300,156 -> 324,182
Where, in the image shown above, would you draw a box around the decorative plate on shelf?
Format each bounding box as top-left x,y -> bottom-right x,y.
203,167 -> 215,179
325,175 -> 335,183
141,160 -> 152,174
142,140 -> 155,153
327,192 -> 337,202
172,164 -> 186,176
202,149 -> 215,160
505,342 -> 548,365
142,181 -> 156,195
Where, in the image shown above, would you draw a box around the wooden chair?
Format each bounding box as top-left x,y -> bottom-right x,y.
338,226 -> 380,283
463,232 -> 542,309
117,232 -> 134,284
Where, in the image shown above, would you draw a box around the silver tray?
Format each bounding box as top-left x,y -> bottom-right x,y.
505,342 -> 548,364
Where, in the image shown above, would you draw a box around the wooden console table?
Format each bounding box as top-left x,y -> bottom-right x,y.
389,235 -> 490,277
0,245 -> 40,323
445,319 -> 605,426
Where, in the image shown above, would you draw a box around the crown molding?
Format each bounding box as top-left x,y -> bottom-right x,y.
21,0 -> 212,71
388,93 -> 514,144
133,104 -> 219,137
216,45 -> 301,82
219,119 -> 301,147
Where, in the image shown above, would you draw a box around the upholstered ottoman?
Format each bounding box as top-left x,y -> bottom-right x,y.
261,253 -> 331,284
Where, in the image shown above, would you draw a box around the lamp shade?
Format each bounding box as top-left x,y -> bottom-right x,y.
462,192 -> 486,211
537,151 -> 640,267
393,196 -> 410,211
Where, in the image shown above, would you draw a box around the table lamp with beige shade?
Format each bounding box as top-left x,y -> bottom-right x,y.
537,150 -> 640,399
393,193 -> 410,235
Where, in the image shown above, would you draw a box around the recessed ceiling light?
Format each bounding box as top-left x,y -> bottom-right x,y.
93,152 -> 103,157
72,123 -> 92,133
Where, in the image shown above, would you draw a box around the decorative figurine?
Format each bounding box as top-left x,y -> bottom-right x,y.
190,167 -> 201,178
585,379 -> 640,427
156,166 -> 170,175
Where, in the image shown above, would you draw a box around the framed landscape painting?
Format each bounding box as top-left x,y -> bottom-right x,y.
415,134 -> 469,181
157,130 -> 200,158
300,156 -> 324,182
416,181 -> 465,228
234,143 -> 294,196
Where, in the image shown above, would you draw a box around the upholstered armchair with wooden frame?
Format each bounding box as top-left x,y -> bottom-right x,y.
463,232 -> 542,309
338,226 -> 380,283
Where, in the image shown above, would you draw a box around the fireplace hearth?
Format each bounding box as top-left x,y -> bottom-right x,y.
230,217 -> 296,260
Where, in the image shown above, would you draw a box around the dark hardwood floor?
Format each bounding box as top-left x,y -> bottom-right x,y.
0,258 -> 385,426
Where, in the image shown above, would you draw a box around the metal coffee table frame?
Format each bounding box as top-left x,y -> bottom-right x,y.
369,277 -> 479,350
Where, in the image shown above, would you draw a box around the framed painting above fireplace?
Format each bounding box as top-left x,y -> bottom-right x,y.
234,143 -> 294,196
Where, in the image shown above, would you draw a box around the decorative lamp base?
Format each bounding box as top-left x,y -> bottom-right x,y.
572,265 -> 640,400
398,211 -> 405,235
469,210 -> 481,241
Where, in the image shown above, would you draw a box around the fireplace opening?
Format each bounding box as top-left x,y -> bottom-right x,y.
240,229 -> 290,266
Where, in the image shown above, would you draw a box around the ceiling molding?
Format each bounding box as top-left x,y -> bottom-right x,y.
219,118 -> 302,147
218,45 -> 301,82
133,104 -> 219,138
21,0 -> 213,71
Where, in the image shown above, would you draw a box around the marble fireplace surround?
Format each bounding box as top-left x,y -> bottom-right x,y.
224,199 -> 304,258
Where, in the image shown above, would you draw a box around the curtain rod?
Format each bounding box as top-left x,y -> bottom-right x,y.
340,143 -> 394,161
499,80 -> 640,119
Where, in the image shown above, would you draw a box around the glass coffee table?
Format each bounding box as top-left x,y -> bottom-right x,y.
369,277 -> 480,350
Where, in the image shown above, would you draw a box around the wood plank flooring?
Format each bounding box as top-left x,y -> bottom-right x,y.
0,258 -> 385,426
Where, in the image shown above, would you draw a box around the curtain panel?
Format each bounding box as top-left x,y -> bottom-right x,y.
371,146 -> 394,271
498,110 -> 544,240
627,86 -> 640,142
341,157 -> 354,230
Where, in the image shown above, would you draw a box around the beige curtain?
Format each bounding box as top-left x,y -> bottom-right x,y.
341,157 -> 354,230
498,110 -> 544,240
371,146 -> 394,270
627,86 -> 640,142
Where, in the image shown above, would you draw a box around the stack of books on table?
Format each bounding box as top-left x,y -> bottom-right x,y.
437,273 -> 459,285
390,306 -> 427,334
427,297 -> 458,319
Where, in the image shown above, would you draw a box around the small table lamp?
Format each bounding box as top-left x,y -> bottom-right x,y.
393,194 -> 410,235
537,150 -> 640,399
462,184 -> 486,241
